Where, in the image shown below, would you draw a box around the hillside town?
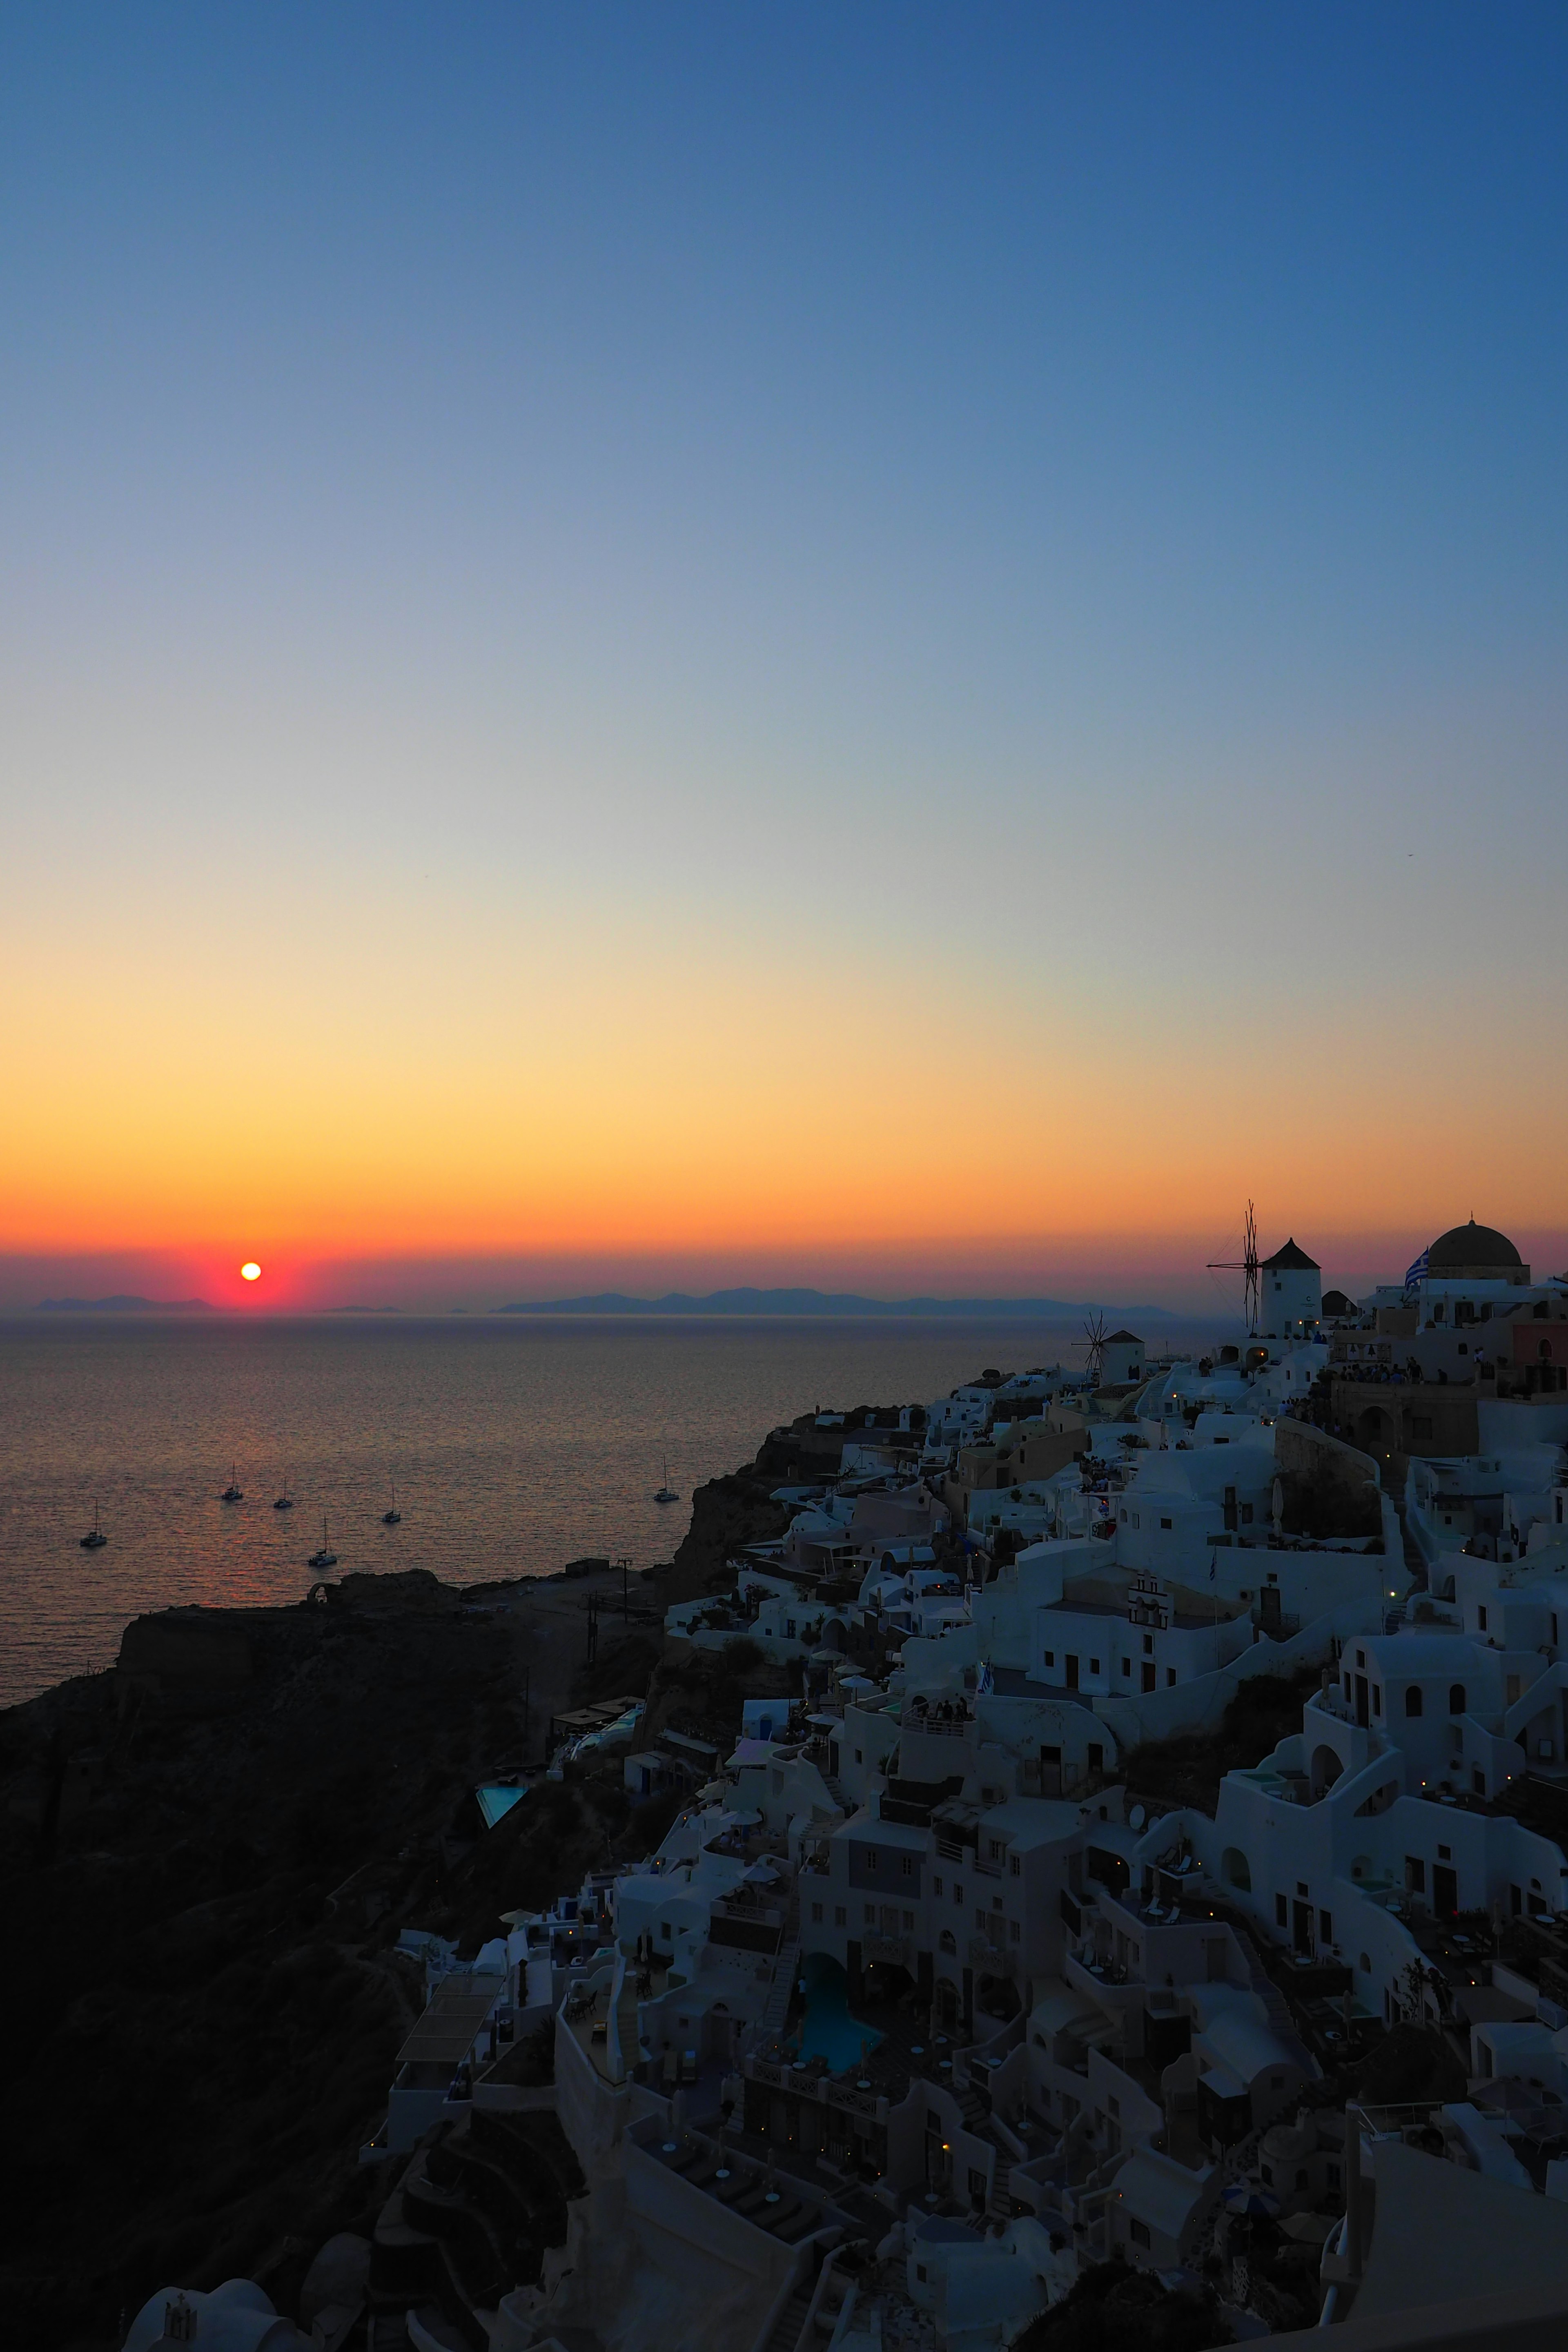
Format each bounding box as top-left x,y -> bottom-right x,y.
120,1221 -> 1568,2352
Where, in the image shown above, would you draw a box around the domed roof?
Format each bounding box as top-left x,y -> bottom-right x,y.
1428,1218 -> 1522,1272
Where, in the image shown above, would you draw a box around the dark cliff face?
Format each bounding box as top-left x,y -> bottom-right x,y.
0,1576 -> 585,2350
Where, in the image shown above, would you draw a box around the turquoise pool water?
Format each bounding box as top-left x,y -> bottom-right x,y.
793,1954 -> 882,2075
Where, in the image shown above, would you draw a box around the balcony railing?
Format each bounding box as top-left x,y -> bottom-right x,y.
862,1933 -> 907,1967
969,1936 -> 1016,1975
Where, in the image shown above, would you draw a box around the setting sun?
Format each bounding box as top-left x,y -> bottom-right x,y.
240,1261 -> 262,1282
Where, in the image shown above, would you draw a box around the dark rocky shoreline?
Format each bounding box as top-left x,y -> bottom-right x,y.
0,1417 -> 824,2349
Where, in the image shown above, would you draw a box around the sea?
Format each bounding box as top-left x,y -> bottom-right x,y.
0,1311 -> 1228,1708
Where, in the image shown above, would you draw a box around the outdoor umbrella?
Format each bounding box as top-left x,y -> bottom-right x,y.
1223,2184 -> 1281,2219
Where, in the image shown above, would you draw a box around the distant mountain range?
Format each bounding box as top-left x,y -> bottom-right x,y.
493,1287 -> 1178,1321
33,1295 -> 216,1313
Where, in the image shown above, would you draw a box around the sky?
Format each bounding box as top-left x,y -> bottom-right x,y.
2,3 -> 1566,1312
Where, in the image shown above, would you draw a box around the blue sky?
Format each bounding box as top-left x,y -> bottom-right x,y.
2,4 -> 1565,1304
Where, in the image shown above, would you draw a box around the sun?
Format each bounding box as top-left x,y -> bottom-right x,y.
240,1261 -> 262,1282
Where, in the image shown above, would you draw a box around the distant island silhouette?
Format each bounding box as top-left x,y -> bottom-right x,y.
33,1295 -> 216,1313
493,1286 -> 1179,1320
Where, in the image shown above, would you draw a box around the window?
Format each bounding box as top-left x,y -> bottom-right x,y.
1404,1686 -> 1423,1718
1478,1607 -> 1488,1632
1372,1686 -> 1383,1715
1010,1854 -> 1021,1876
902,1855 -> 914,1876
940,1929 -> 956,1954
1121,1659 -> 1131,1676
1143,1633 -> 1154,1654
1088,1743 -> 1104,1772
1241,1503 -> 1254,1525
864,1904 -> 877,1924
1166,1667 -> 1176,1687
1089,1658 -> 1101,1675
1129,2218 -> 1150,2248
976,1907 -> 987,1927
903,1910 -> 915,1930
1449,1684 -> 1467,1714
1437,1844 -> 1451,1861
834,1906 -> 846,1927
1044,1650 -> 1055,1668
1160,1516 -> 1172,1530
933,1876 -> 943,1898
1010,1920 -> 1021,1942
1275,1894 -> 1288,1928
811,1901 -> 824,1923
1320,1909 -> 1332,1943
1405,1858 -> 1425,1894
953,1882 -> 964,1905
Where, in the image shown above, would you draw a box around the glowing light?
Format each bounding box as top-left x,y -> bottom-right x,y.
240,1261 -> 262,1282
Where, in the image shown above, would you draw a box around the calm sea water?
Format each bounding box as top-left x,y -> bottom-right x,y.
0,1312 -> 1225,1708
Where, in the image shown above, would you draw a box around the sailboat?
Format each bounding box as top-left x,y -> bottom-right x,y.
221,1463 -> 244,1502
382,1479 -> 401,1526
80,1501 -> 108,1551
273,1470 -> 294,1511
653,1457 -> 680,1504
307,1516 -> 338,1570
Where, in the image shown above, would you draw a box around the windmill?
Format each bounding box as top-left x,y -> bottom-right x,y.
1082,1309 -> 1108,1388
1208,1201 -> 1261,1334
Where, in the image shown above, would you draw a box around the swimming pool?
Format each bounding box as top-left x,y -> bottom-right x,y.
792,1953 -> 882,2075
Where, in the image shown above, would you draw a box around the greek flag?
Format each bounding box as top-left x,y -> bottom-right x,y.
1403,1245 -> 1430,1297
1209,1553 -> 1217,1581
976,1659 -> 994,1695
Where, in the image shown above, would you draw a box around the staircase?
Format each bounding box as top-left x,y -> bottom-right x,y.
760,2275 -> 814,2352
613,1959 -> 643,2080
1238,1931 -> 1316,2075
759,1941 -> 800,2037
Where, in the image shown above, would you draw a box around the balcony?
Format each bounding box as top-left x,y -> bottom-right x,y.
973,1851 -> 1005,1879
862,1933 -> 908,1967
969,1936 -> 1016,1976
